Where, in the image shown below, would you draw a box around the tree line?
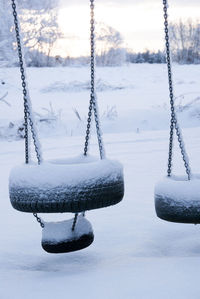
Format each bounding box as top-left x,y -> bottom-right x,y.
0,0 -> 199,67
170,19 -> 200,64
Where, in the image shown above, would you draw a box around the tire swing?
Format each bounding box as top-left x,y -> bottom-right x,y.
9,0 -> 124,253
154,0 -> 200,224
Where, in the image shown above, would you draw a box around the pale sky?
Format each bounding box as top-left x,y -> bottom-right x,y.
55,0 -> 200,57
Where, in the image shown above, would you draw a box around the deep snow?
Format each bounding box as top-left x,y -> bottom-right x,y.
9,155 -> 123,188
42,215 -> 93,243
1,65 -> 200,299
155,174 -> 200,203
1,64 -> 200,139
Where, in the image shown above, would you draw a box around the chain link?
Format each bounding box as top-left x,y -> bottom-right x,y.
11,0 -> 44,226
71,213 -> 78,231
11,0 -> 29,163
33,213 -> 45,228
11,0 -> 42,165
163,0 -> 191,180
84,0 -> 105,160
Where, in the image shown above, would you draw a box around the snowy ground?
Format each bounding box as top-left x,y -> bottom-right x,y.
1,64 -> 200,138
1,64 -> 200,298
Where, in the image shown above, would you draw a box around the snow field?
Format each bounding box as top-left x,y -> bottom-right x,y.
1,64 -> 200,139
1,65 -> 200,298
1,129 -> 200,298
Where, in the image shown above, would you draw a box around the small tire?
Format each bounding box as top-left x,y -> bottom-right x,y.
42,233 -> 94,254
41,215 -> 94,253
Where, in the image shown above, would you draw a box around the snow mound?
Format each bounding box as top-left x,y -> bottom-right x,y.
9,155 -> 123,189
155,175 -> 200,204
41,79 -> 128,93
42,215 -> 93,243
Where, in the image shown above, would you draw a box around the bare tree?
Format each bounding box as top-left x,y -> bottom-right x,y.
96,23 -> 126,66
0,0 -> 16,65
18,0 -> 59,10
170,19 -> 200,63
0,0 -> 62,67
19,2 -> 62,66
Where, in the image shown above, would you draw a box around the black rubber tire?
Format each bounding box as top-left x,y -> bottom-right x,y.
155,194 -> 200,224
42,232 -> 94,254
9,158 -> 124,213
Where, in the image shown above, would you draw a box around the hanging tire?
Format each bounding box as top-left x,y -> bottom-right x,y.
9,155 -> 124,213
155,176 -> 200,224
42,215 -> 94,254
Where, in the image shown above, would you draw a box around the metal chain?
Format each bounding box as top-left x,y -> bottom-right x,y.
163,0 -> 191,180
11,0 -> 42,165
11,0 -> 44,227
33,213 -> 45,228
84,0 -> 105,160
11,0 -> 29,163
71,213 -> 78,231
71,212 -> 86,231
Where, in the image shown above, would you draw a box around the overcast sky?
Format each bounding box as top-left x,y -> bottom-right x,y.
57,0 -> 200,56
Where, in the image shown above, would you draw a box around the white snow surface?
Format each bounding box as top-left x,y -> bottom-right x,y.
1,64 -> 200,139
155,175 -> 200,203
1,65 -> 200,299
9,155 -> 123,188
42,215 -> 93,243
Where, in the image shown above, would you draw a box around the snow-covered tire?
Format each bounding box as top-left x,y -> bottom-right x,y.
9,156 -> 124,213
42,233 -> 94,253
155,176 -> 200,224
42,215 -> 94,253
